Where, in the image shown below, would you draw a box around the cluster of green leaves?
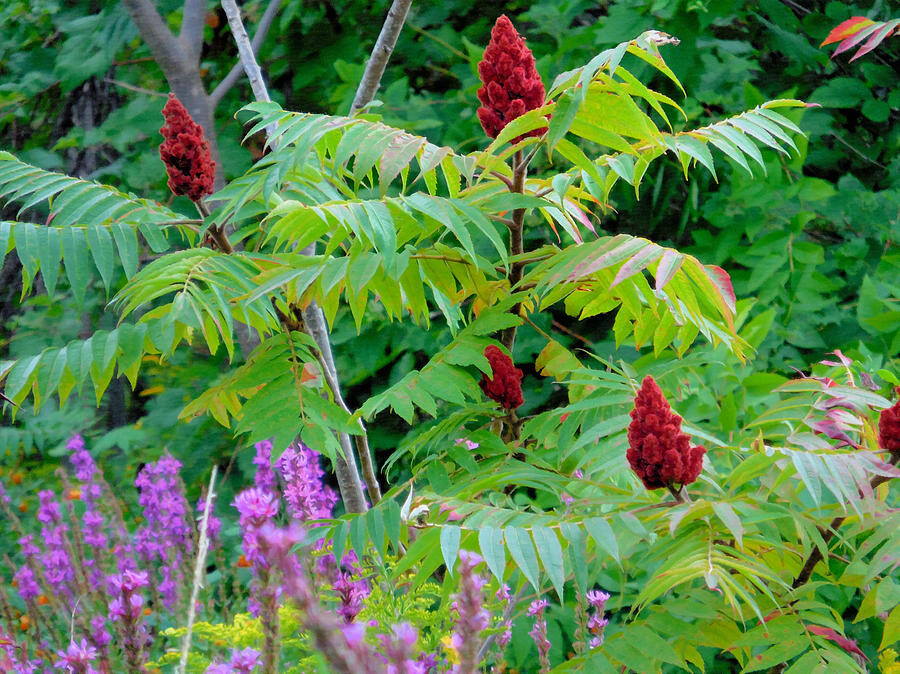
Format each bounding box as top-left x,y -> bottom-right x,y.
1,1 -> 899,672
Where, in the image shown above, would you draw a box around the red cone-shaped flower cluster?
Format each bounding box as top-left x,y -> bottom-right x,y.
480,345 -> 524,410
159,93 -> 215,202
476,15 -> 546,140
627,376 -> 705,490
878,396 -> 900,454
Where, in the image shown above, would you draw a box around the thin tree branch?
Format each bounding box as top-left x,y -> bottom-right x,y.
791,454 -> 899,590
211,0 -> 282,105
220,0 -> 372,512
180,0 -> 208,64
121,0 -> 189,80
103,77 -> 169,98
350,0 -> 414,114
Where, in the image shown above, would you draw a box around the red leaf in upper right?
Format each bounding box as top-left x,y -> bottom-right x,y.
820,16 -> 875,46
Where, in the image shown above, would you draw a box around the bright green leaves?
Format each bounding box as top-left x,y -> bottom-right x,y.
0,155 -> 189,309
530,234 -> 746,358
114,249 -> 279,361
0,323 -> 150,415
180,331 -> 357,457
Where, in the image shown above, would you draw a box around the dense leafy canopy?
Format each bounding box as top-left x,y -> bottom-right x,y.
0,1 -> 899,672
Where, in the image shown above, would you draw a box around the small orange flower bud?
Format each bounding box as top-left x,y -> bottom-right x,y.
11,472 -> 23,485
37,595 -> 49,606
237,554 -> 252,568
18,501 -> 28,513
67,489 -> 81,501
19,616 -> 30,631
143,607 -> 152,616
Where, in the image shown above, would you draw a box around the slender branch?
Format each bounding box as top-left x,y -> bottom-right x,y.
180,0 -> 208,64
211,0 -> 282,105
304,304 -> 375,509
791,454 -> 899,590
220,0 -> 370,512
488,215 -> 516,228
121,0 -> 190,80
178,466 -> 218,674
488,170 -> 515,190
350,0 -> 414,114
103,77 -> 169,98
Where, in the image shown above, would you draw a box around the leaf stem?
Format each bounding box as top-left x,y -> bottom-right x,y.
500,150 -> 528,354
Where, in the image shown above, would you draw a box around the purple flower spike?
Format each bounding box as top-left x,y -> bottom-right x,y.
134,452 -> 192,609
277,443 -> 338,522
586,588 -> 610,648
54,638 -> 98,673
449,550 -> 490,673
253,440 -> 277,493
528,598 -> 552,672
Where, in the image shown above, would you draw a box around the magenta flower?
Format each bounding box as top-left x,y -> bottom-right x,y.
54,638 -> 98,673
277,442 -> 338,522
528,598 -> 552,672
449,550 -> 490,673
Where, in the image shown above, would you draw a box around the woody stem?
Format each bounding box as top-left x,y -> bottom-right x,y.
194,200 -> 233,254
500,150 -> 527,354
791,453 -> 899,590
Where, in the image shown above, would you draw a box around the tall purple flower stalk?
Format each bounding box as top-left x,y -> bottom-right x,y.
134,452 -> 193,610
276,442 -> 338,521
528,598 -> 552,673
450,550 -> 490,674
107,569 -> 150,670
68,435 -> 108,588
586,590 -> 610,648
233,486 -> 281,670
274,441 -> 367,623
37,489 -> 77,600
256,524 -> 381,674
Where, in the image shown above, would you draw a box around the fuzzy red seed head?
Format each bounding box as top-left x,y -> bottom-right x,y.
878,396 -> 900,454
159,93 -> 215,202
480,345 -> 524,410
476,15 -> 546,141
627,376 -> 705,490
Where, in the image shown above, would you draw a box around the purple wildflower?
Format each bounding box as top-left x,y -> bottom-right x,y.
528,598 -> 552,672
253,440 -> 277,493
450,550 -> 490,673
276,443 -> 338,522
107,570 -> 150,669
233,487 -> 280,568
229,646 -> 261,672
37,490 -> 75,598
586,589 -> 610,648
381,622 -> 422,674
54,638 -> 98,673
134,452 -> 192,609
13,565 -> 40,600
495,584 -> 513,650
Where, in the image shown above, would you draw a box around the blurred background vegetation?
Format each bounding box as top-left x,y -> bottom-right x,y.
1,0 -> 897,520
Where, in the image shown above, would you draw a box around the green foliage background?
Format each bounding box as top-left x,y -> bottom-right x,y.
0,0 -> 899,671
